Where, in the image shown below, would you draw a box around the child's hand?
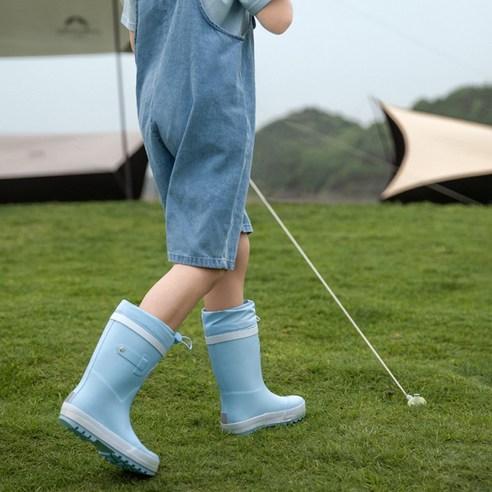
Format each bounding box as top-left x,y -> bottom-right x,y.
256,0 -> 293,35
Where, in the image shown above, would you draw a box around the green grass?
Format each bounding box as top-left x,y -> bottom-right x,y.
0,201 -> 491,491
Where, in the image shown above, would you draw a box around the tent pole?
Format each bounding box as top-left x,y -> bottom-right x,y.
112,0 -> 133,200
369,97 -> 395,168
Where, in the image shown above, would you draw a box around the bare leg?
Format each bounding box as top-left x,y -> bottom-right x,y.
140,265 -> 226,330
140,234 -> 249,329
204,233 -> 250,312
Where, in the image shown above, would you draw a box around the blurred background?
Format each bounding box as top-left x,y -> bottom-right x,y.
1,0 -> 491,203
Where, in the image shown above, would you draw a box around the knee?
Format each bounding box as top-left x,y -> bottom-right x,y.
209,268 -> 228,286
194,266 -> 227,289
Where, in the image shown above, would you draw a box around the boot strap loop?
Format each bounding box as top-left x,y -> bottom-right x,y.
205,325 -> 258,346
174,332 -> 193,350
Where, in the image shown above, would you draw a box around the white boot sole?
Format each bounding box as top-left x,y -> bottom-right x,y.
59,402 -> 159,476
221,401 -> 306,435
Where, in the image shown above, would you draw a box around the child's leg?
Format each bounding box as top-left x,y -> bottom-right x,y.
140,232 -> 249,327
204,233 -> 250,312
140,264 -> 227,330
59,263 -> 226,475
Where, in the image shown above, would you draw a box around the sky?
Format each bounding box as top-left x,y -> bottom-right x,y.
1,0 -> 491,135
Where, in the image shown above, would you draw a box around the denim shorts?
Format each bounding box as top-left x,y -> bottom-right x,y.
134,0 -> 256,270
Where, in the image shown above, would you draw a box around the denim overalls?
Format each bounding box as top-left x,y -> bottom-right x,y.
134,0 -> 256,270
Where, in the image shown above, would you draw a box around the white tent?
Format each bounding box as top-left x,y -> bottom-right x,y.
0,0 -> 129,56
0,0 -> 145,203
380,103 -> 492,204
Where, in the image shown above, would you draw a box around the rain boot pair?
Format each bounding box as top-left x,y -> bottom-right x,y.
59,299 -> 305,475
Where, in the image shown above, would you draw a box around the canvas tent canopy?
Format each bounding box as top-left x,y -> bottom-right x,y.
0,0 -> 130,57
380,103 -> 492,204
0,0 -> 145,203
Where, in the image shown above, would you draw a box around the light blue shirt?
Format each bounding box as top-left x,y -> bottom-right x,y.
122,0 -> 271,35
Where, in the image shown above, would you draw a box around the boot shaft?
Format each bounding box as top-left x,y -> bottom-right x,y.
203,300 -> 265,394
70,300 -> 177,404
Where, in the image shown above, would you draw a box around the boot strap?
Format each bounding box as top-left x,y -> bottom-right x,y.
205,325 -> 258,346
116,344 -> 151,376
110,313 -> 192,354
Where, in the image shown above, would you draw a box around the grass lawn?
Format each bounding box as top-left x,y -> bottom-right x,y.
0,201 -> 490,491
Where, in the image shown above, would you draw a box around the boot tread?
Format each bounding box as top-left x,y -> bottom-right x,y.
59,415 -> 156,476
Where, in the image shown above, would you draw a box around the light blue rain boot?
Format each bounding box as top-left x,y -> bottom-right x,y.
202,300 -> 305,435
59,300 -> 191,476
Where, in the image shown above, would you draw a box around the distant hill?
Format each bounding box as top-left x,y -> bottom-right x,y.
413,86 -> 492,126
251,85 -> 492,202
